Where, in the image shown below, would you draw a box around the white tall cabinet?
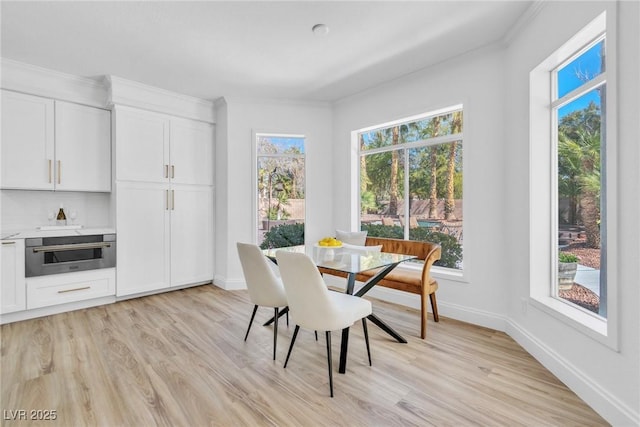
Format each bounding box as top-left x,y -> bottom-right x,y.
114,106 -> 214,297
1,90 -> 111,192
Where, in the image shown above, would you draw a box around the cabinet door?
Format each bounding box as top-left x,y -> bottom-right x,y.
116,182 -> 171,296
115,107 -> 169,183
170,118 -> 214,186
1,240 -> 26,314
1,90 -> 54,190
55,101 -> 112,192
170,185 -> 213,287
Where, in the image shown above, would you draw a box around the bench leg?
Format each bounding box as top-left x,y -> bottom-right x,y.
430,292 -> 439,322
420,293 -> 427,339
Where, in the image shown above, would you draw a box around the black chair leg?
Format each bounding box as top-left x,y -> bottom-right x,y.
273,307 -> 279,360
244,305 -> 258,341
362,318 -> 371,366
326,331 -> 333,397
286,310 -> 289,326
315,331 -> 318,341
284,325 -> 300,368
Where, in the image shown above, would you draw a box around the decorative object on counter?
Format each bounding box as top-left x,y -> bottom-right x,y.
56,204 -> 67,225
47,211 -> 56,225
69,211 -> 77,225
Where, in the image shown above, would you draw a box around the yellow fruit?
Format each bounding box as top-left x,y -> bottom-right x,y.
318,236 -> 340,247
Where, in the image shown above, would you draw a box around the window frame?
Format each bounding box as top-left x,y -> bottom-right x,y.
353,105 -> 466,279
252,132 -> 306,246
529,11 -> 618,349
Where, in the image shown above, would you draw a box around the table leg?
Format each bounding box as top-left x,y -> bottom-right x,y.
353,263 -> 408,344
367,314 -> 407,343
263,306 -> 289,326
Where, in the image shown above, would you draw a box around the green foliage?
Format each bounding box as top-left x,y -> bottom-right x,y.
559,252 -> 579,263
557,102 -> 602,213
266,206 -> 290,220
361,224 -> 463,269
360,113 -> 463,217
260,223 -> 304,249
360,190 -> 378,214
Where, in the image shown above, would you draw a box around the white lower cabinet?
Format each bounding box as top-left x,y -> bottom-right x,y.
1,240 -> 26,314
170,185 -> 214,287
26,268 -> 115,310
116,182 -> 171,296
116,182 -> 213,297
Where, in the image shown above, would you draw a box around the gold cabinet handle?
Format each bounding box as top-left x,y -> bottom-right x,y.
58,286 -> 90,294
2,241 -> 16,245
171,189 -> 175,210
164,164 -> 169,179
48,160 -> 52,183
166,190 -> 169,210
57,160 -> 61,184
171,165 -> 175,179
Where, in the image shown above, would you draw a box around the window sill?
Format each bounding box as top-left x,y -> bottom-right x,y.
529,295 -> 617,351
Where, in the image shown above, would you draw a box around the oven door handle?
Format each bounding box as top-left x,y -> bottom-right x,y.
32,242 -> 112,253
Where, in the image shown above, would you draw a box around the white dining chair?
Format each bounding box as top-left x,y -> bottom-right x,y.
236,242 -> 288,360
276,250 -> 372,397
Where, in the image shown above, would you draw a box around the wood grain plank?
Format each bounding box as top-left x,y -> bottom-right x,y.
1,285 -> 608,426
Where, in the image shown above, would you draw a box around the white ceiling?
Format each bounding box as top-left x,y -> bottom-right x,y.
1,1 -> 533,102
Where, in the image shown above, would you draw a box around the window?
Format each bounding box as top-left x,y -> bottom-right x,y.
256,134 -> 305,249
356,107 -> 464,271
554,37 -> 607,318
530,12 -> 616,344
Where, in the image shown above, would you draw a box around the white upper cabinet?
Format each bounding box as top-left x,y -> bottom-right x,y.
55,101 -> 111,192
115,107 -> 169,183
170,118 -> 214,186
1,90 -> 55,190
115,107 -> 213,185
1,90 -> 111,192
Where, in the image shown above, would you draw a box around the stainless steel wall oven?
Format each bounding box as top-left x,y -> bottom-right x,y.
25,234 -> 116,277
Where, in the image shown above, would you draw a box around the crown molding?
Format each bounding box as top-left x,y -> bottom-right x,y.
502,0 -> 547,45
106,75 -> 216,123
0,58 -> 108,108
222,95 -> 331,109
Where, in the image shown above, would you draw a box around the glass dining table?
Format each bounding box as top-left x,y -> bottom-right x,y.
263,244 -> 416,374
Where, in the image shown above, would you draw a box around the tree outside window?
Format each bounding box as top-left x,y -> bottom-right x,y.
256,134 -> 305,248
357,108 -> 464,270
554,38 -> 607,317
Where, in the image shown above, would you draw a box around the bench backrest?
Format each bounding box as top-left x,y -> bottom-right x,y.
364,237 -> 437,260
365,236 -> 441,284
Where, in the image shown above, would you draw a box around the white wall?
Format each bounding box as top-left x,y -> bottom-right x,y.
503,2 -> 639,425
1,190 -> 112,231
332,2 -> 639,424
332,45 -> 510,331
214,97 -> 333,289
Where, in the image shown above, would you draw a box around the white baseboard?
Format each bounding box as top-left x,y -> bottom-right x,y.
323,275 -> 508,332
213,274 -> 246,291
0,296 -> 115,325
507,319 -> 639,426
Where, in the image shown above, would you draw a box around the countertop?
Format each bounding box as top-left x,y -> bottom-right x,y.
1,227 -> 116,240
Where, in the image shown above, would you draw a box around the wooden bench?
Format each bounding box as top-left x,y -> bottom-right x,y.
319,237 -> 441,339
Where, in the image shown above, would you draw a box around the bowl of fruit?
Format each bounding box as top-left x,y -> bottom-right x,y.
316,237 -> 342,248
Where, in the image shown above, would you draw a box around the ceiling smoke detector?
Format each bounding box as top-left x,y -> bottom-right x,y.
312,24 -> 330,36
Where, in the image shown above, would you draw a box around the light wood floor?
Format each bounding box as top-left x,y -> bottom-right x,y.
1,284 -> 608,426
